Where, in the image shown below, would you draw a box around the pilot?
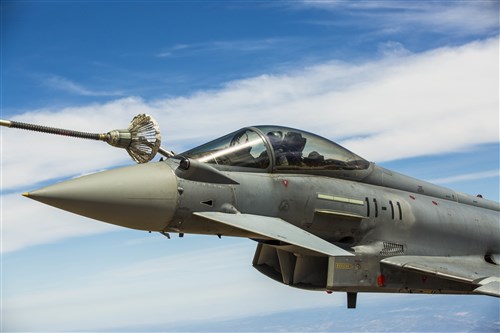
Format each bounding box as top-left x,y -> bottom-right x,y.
281,132 -> 306,166
267,131 -> 283,149
266,131 -> 288,166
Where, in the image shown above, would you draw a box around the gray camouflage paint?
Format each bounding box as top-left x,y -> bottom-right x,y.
24,126 -> 500,306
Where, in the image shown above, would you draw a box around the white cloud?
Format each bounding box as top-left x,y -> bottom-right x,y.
429,170 -> 500,185
44,75 -> 124,97
1,38 -> 498,252
377,41 -> 411,57
4,234 -> 495,332
156,38 -> 289,58
2,241 -> 343,331
405,1 -> 499,35
1,193 -> 116,253
298,1 -> 500,36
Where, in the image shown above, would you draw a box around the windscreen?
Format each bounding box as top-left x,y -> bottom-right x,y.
182,129 -> 270,169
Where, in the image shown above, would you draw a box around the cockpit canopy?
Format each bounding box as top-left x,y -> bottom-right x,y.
182,126 -> 370,176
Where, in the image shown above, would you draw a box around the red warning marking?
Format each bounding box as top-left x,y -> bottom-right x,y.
282,179 -> 289,187
377,274 -> 385,287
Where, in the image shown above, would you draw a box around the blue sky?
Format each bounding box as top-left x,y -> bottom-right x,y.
1,1 -> 499,331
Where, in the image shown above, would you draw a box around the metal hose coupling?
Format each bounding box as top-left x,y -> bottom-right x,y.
1,114 -> 170,163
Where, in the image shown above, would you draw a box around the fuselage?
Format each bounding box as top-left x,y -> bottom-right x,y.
24,124 -> 500,297
167,159 -> 500,258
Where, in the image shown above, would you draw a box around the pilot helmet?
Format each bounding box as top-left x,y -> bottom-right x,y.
267,131 -> 283,147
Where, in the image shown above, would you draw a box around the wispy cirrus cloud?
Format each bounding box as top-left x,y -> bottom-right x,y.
297,1 -> 499,36
44,75 -> 124,97
156,38 -> 290,58
429,170 -> 500,185
377,41 -> 411,57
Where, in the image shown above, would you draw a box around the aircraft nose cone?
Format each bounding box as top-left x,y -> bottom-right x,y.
25,162 -> 178,231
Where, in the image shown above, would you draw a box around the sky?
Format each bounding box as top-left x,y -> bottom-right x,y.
1,1 -> 499,331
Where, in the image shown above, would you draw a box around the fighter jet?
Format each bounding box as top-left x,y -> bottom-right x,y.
2,114 -> 499,308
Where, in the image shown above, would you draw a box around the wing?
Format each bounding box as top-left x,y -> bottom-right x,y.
381,255 -> 500,297
194,212 -> 354,257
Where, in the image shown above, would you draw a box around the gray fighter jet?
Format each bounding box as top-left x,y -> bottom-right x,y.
2,114 -> 499,308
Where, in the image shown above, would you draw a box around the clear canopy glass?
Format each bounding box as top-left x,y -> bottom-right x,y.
182,126 -> 369,172
182,128 -> 270,169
